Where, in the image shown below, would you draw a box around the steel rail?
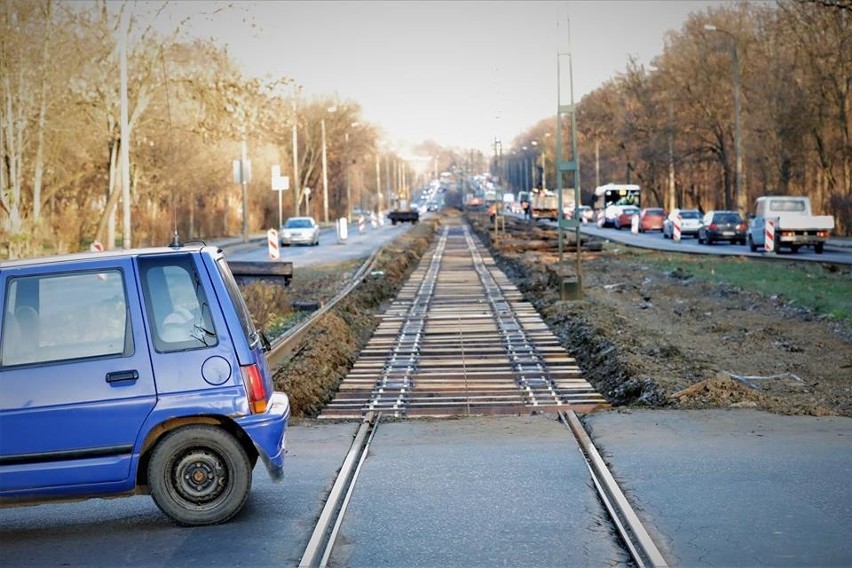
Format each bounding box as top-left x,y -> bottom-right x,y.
266,248 -> 383,370
321,220 -> 607,418
298,412 -> 379,568
559,409 -> 669,568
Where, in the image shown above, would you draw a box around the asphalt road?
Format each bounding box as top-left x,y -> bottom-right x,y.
585,409 -> 852,567
569,221 -> 852,265
3,211 -> 850,566
222,216 -> 429,267
328,416 -> 629,568
4,412 -> 849,567
0,422 -> 360,567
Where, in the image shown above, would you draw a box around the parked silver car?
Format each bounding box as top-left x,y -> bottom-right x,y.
663,208 -> 702,239
280,216 -> 320,246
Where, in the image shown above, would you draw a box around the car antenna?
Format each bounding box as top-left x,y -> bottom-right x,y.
161,46 -> 180,247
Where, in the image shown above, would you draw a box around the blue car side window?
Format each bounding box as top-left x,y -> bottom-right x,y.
138,255 -> 218,353
1,270 -> 130,367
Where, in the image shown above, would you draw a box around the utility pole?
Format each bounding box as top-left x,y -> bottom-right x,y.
556,10 -> 582,292
291,85 -> 301,216
375,153 -> 382,213
321,118 -> 329,224
241,138 -> 249,243
345,132 -> 351,220
119,5 -> 131,249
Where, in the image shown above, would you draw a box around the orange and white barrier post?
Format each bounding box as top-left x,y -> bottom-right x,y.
358,215 -> 365,234
765,218 -> 775,252
596,210 -> 605,228
673,215 -> 682,241
631,213 -> 639,234
370,211 -> 378,229
90,240 -> 106,279
267,229 -> 279,260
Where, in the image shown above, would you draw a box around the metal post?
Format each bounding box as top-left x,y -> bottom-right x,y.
345,132 -> 351,221
667,101 -> 676,213
321,118 -> 329,224
119,6 -> 131,249
385,154 -> 391,212
557,11 -> 582,290
732,44 -> 744,214
292,86 -> 301,216
375,153 -> 381,214
241,138 -> 249,243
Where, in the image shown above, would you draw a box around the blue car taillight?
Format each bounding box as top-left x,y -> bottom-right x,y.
241,363 -> 269,414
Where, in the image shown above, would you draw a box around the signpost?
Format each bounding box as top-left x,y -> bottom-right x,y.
271,165 -> 290,229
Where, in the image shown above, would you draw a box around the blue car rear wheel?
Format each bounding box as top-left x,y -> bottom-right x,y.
148,425 -> 252,526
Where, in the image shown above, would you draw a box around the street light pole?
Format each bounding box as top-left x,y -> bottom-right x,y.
375,153 -> 381,214
321,106 -> 337,225
704,24 -> 744,213
345,131 -> 351,221
321,118 -> 329,224
291,85 -> 301,217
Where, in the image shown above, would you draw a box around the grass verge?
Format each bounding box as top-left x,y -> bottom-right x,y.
618,246 -> 852,321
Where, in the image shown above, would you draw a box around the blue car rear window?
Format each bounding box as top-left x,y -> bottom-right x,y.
138,255 -> 218,353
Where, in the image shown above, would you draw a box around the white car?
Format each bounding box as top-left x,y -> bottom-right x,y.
603,205 -> 625,227
663,209 -> 702,239
565,205 -> 594,222
280,216 -> 320,246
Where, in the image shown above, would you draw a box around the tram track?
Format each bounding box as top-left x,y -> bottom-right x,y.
298,410 -> 667,568
320,220 -> 607,418
286,216 -> 668,566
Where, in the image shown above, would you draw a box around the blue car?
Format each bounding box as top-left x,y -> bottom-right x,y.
0,245 -> 289,526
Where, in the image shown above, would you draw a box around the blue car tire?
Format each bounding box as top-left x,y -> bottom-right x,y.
148,425 -> 252,526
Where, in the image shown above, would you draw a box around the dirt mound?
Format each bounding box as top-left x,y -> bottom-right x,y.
267,211 -> 851,419
469,213 -> 852,417
274,220 -> 439,419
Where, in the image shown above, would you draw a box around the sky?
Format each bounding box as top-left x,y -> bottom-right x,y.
153,0 -> 727,155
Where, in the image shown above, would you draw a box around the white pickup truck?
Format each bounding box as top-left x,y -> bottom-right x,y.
747,195 -> 834,254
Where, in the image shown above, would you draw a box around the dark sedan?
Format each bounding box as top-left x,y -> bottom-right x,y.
698,210 -> 747,245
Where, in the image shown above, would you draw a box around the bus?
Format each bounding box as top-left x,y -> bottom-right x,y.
593,183 -> 641,227
439,171 -> 453,189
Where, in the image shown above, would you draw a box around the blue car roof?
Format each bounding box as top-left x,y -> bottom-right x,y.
0,244 -> 220,269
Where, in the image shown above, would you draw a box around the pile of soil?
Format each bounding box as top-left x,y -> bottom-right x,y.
273,219 -> 440,418
469,213 -> 852,417
272,210 -> 851,419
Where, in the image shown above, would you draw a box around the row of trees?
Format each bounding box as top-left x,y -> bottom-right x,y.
1,0 -> 483,258
2,1 -> 848,259
502,0 -> 850,235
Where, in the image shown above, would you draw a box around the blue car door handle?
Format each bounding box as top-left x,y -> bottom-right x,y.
106,370 -> 140,383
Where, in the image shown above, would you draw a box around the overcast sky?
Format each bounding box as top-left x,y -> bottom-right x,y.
155,1 -> 726,155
